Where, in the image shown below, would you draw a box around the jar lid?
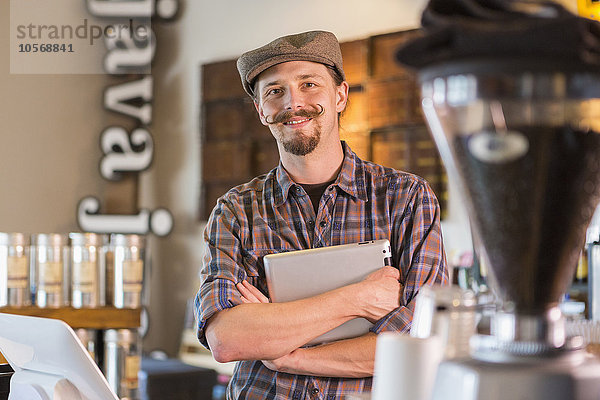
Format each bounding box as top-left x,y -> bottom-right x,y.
69,232 -> 108,247
110,234 -> 145,248
418,285 -> 477,309
0,232 -> 28,246
31,233 -> 68,247
104,328 -> 139,344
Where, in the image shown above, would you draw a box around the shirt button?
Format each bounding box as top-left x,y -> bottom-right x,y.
319,220 -> 327,228
308,220 -> 315,227
311,388 -> 320,395
328,186 -> 334,191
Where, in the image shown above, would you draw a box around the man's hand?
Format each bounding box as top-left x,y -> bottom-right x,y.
236,280 -> 270,303
236,266 -> 403,325
262,349 -> 299,374
355,266 -> 403,323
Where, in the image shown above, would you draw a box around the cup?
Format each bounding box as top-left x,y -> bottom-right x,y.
372,332 -> 443,400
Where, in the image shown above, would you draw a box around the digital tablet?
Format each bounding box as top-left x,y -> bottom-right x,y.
263,239 -> 392,346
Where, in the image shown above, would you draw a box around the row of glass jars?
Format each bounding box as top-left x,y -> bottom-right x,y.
0,232 -> 145,309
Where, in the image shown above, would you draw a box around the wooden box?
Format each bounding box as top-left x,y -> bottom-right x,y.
371,127 -> 446,211
202,60 -> 246,102
371,130 -> 410,171
203,100 -> 245,141
366,79 -> 418,129
251,140 -> 280,176
340,39 -> 368,86
341,88 -> 368,132
370,30 -> 422,80
201,181 -> 239,220
340,130 -> 370,160
202,140 -> 252,183
242,102 -> 272,142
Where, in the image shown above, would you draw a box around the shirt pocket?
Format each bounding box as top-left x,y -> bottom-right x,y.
241,247 -> 295,300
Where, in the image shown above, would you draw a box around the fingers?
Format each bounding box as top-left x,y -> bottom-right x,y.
236,280 -> 270,303
382,266 -> 400,279
236,281 -> 261,303
242,280 -> 270,302
366,266 -> 399,281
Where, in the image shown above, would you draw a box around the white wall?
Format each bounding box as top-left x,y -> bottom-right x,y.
143,0 -> 472,355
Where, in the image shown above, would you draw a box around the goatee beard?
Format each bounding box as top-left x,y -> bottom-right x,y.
281,132 -> 320,156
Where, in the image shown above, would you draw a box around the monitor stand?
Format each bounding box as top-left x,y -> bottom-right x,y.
10,370 -> 83,400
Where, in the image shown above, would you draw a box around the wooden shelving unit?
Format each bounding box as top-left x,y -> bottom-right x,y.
0,306 -> 141,329
0,306 -> 142,364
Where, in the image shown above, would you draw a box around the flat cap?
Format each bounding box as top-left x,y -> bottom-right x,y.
237,30 -> 345,97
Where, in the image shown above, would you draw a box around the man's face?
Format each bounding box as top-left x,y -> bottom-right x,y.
253,61 -> 348,156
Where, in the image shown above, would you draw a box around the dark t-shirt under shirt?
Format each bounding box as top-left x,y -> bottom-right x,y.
300,179 -> 335,215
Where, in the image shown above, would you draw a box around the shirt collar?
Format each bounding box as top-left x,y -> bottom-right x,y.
273,141 -> 368,207
336,141 -> 368,201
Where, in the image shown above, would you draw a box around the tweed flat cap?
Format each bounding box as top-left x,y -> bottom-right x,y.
237,30 -> 345,97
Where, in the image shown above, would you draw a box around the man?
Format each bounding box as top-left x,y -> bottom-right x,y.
195,30 -> 448,399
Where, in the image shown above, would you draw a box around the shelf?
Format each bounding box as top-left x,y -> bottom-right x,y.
0,306 -> 141,329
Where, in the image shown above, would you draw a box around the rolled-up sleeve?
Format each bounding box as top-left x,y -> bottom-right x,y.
194,198 -> 247,349
371,178 -> 448,334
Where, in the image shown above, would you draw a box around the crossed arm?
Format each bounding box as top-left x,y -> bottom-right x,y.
204,267 -> 402,377
236,279 -> 381,377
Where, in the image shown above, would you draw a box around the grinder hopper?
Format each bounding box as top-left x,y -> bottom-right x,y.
421,68 -> 600,344
396,0 -> 600,348
396,1 -> 600,398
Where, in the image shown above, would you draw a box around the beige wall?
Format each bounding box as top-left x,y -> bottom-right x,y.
0,1 -> 137,235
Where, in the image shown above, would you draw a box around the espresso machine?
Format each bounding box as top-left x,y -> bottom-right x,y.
398,0 -> 600,398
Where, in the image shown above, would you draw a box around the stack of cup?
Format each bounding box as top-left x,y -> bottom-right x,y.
0,233 -> 30,307
108,234 -> 145,309
104,329 -> 141,400
69,232 -> 107,309
31,234 -> 69,308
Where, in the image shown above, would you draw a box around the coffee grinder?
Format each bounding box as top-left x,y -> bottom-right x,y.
397,0 -> 600,398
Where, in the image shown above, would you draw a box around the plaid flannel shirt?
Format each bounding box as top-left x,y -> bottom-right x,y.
195,142 -> 448,399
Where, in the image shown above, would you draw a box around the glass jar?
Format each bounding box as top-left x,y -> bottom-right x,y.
410,285 -> 477,360
31,233 -> 69,308
104,329 -> 141,400
75,328 -> 98,363
109,235 -> 145,309
69,233 -> 107,308
0,232 -> 30,307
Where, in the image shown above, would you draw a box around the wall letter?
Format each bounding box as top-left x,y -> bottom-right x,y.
104,76 -> 153,124
100,126 -> 153,181
77,197 -> 173,236
103,27 -> 155,74
86,0 -> 153,17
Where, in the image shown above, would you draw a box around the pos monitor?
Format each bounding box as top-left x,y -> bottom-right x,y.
0,313 -> 118,400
